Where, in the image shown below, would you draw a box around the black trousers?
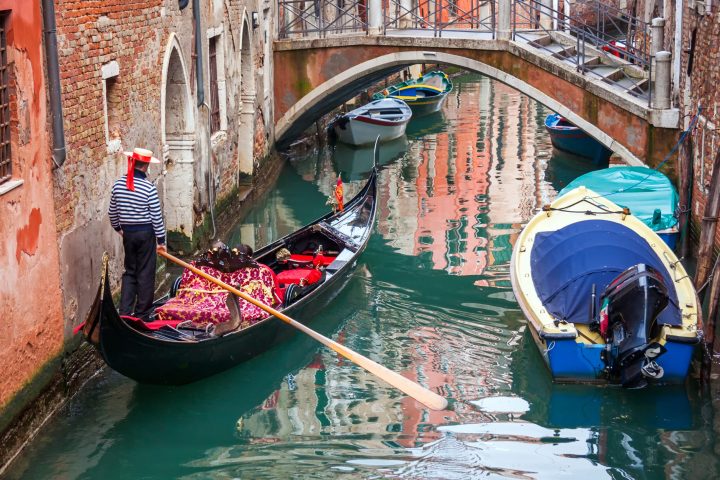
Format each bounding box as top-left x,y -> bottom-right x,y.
119,229 -> 157,319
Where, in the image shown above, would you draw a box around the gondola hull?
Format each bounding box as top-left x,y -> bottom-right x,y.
86,170 -> 378,385
97,261 -> 358,384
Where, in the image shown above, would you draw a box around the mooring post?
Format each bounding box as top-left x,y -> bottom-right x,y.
678,134 -> 694,260
654,51 -> 671,109
498,0 -> 511,41
696,148 -> 720,293
368,0 -> 382,35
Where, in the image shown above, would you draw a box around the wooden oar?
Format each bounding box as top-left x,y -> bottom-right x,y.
159,250 -> 448,411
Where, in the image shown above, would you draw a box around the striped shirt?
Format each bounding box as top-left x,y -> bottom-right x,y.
108,170 -> 166,244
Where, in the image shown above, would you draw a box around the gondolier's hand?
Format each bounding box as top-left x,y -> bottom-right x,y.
157,244 -> 167,253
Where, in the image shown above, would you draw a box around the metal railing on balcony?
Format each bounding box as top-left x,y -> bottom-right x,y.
382,0 -> 496,37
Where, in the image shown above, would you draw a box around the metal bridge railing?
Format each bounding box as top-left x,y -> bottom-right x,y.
278,0 -> 368,39
512,0 -> 653,107
382,0 -> 496,37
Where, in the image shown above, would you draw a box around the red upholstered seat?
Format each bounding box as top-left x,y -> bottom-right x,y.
276,268 -> 322,287
289,253 -> 336,267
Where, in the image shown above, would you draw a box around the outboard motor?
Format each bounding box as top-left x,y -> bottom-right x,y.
598,264 -> 670,388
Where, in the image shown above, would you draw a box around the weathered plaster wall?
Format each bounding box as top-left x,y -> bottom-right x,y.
0,0 -> 64,427
273,40 -> 676,165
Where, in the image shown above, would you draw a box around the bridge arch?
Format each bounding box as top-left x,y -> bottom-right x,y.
275,51 -> 642,165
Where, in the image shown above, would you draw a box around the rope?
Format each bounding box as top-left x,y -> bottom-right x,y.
585,105 -> 703,202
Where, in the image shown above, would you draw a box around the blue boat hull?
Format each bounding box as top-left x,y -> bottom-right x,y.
528,326 -> 696,384
545,113 -> 612,164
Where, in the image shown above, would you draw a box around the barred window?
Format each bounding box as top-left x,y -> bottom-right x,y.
0,14 -> 11,184
209,36 -> 220,134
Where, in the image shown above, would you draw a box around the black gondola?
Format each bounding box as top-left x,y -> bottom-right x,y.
82,169 -> 377,385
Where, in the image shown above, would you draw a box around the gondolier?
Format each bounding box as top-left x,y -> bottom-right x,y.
108,147 -> 167,320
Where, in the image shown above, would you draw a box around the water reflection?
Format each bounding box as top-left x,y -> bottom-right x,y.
5,73 -> 718,480
333,135 -> 409,181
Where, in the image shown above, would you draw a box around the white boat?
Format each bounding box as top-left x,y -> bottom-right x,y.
332,98 -> 412,146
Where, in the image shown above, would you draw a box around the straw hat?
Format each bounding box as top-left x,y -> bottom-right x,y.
123,147 -> 160,164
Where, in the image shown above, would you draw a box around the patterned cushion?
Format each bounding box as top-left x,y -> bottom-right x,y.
155,263 -> 279,325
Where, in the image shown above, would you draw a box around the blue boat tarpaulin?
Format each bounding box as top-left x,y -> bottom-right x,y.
530,219 -> 681,326
559,166 -> 678,232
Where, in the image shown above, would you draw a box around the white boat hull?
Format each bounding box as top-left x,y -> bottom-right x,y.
334,116 -> 409,146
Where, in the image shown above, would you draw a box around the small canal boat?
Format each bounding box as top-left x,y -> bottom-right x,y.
81,169 -> 378,385
559,166 -> 680,249
545,113 -> 613,164
332,98 -> 412,146
373,71 -> 453,117
510,187 -> 701,388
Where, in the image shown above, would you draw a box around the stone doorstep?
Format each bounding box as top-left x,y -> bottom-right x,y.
0,343 -> 106,476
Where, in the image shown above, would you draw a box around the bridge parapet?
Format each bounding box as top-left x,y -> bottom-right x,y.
275,0 -> 679,166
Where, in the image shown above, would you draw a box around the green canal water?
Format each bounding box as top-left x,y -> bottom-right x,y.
6,74 -> 719,479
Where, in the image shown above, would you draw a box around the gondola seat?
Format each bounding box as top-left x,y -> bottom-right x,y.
288,253 -> 336,267
276,267 -> 322,288
154,264 -> 280,325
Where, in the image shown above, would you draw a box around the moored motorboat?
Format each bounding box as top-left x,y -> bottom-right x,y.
373,71 -> 453,117
510,187 -> 701,387
332,98 -> 412,146
559,166 -> 680,249
545,113 -> 612,165
81,169 -> 378,385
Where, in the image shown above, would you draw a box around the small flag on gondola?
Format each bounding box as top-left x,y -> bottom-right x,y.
334,175 -> 344,212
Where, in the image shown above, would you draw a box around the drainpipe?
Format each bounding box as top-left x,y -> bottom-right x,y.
672,0 -> 682,105
41,0 -> 66,168
193,0 -> 204,106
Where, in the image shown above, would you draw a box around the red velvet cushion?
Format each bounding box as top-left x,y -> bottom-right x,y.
289,253 -> 336,267
276,268 -> 322,287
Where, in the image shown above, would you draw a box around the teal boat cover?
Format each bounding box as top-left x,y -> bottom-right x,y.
559,166 -> 679,232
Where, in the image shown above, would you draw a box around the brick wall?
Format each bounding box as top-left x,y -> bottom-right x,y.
679,4 -> 720,248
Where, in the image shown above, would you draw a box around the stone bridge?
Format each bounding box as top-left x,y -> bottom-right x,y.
273,0 -> 679,166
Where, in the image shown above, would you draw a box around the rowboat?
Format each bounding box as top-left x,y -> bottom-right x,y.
510,186 -> 701,388
373,71 -> 453,117
559,166 -> 680,249
332,98 -> 412,146
81,169 -> 378,385
545,113 -> 612,164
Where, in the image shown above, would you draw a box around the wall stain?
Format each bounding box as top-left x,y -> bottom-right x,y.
15,208 -> 42,262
